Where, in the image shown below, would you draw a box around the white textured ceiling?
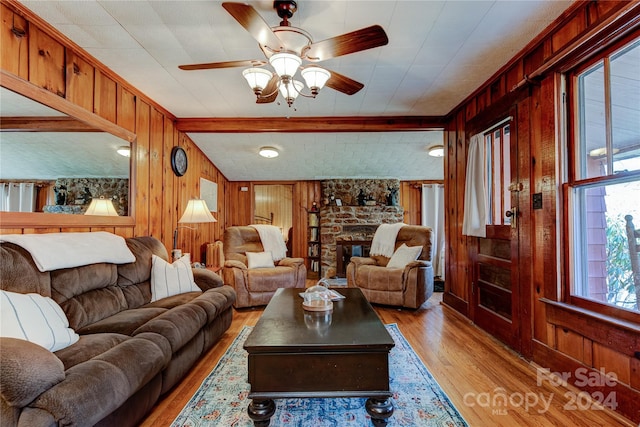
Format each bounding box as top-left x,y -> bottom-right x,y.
14,0 -> 573,181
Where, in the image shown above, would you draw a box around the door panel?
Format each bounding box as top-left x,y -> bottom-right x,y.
471,118 -> 522,352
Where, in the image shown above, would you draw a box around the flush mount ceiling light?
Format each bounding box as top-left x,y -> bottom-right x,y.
178,1 -> 389,109
259,146 -> 279,158
428,145 -> 445,158
116,146 -> 131,157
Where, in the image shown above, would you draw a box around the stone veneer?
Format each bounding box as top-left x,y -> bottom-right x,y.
320,205 -> 404,277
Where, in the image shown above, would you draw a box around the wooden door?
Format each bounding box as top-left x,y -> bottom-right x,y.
470,117 -> 526,352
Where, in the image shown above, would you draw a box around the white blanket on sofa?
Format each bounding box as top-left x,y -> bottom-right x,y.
370,223 -> 406,257
0,231 -> 135,272
250,224 -> 287,261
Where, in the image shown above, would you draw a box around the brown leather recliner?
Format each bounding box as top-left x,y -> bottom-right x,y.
346,225 -> 434,309
223,226 -> 306,308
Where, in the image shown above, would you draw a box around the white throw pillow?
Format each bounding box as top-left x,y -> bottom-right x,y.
0,290 -> 79,352
246,251 -> 275,269
387,244 -> 422,269
150,254 -> 200,302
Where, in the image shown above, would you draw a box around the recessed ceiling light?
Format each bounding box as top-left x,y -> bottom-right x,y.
428,145 -> 444,157
259,146 -> 279,158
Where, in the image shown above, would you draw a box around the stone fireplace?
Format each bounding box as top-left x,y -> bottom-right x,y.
320,206 -> 404,277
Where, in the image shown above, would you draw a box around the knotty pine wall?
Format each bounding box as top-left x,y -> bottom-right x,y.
443,1 -> 639,423
0,1 -> 228,261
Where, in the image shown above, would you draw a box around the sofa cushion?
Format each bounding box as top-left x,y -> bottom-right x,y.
355,265 -> 405,292
1,290 -> 79,352
54,333 -> 130,370
132,303 -> 207,353
247,266 -> 297,292
150,254 -> 200,302
50,263 -> 128,331
76,307 -> 167,336
0,337 -> 65,408
0,243 -> 51,296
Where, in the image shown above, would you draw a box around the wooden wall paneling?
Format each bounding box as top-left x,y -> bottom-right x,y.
550,9 -> 585,54
117,86 -> 136,132
94,70 -> 117,122
161,121 -> 176,251
455,111 -> 470,303
592,343 -> 631,386
531,82 -> 549,344
555,327 -> 585,362
28,24 -> 64,96
226,182 -> 252,227
0,3 -> 28,78
516,96 -> 533,359
65,50 -> 93,111
148,108 -> 164,241
135,100 -> 151,237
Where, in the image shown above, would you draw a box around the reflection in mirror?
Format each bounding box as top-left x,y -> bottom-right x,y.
0,87 -> 130,216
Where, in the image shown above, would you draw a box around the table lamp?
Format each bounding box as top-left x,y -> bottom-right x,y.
172,199 -> 216,260
84,196 -> 118,216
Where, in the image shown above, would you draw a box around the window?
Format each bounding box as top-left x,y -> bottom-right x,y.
485,124 -> 511,226
567,36 -> 640,312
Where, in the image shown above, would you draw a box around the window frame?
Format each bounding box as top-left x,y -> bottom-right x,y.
563,31 -> 640,323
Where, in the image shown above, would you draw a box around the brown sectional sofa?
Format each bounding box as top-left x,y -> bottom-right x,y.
0,235 -> 236,427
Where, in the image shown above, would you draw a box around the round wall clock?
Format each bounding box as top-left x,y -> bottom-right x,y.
171,146 -> 188,176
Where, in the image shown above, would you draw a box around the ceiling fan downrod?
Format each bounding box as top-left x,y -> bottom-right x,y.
274,0 -> 297,26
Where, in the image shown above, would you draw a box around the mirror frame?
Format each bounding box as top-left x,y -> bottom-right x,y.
0,70 -> 136,228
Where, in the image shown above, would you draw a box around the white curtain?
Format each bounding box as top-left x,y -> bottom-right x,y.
462,133 -> 488,237
2,182 -> 36,212
422,184 -> 445,279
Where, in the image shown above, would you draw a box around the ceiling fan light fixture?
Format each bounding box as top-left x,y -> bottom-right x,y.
269,52 -> 302,78
301,67 -> 331,95
428,145 -> 445,157
259,146 -> 279,158
279,79 -> 304,105
242,68 -> 273,95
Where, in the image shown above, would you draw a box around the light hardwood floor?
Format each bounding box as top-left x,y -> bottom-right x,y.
140,291 -> 634,427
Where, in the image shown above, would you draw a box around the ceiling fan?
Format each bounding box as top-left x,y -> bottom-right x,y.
178,1 -> 389,107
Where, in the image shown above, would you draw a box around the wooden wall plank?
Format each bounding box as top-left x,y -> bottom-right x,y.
148,108 -> 164,240
135,100 -> 151,237
28,24 -> 64,96
65,51 -> 93,111
94,70 -> 117,122
0,4 -> 28,78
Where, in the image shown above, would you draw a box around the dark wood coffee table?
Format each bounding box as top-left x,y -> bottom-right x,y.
243,287 -> 395,426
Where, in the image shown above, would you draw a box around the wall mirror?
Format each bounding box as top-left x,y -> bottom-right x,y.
0,72 -> 136,227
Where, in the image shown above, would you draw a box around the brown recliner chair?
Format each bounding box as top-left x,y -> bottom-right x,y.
346,225 -> 434,309
223,226 -> 306,308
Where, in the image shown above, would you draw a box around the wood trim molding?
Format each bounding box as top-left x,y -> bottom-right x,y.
0,211 -> 134,228
175,116 -> 446,133
541,298 -> 640,359
1,116 -> 96,132
532,340 -> 640,424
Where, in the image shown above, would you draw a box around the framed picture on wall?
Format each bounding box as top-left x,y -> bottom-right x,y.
200,178 -> 217,212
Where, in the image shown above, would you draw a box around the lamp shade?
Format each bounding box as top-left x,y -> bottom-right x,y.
178,199 -> 217,223
278,79 -> 304,102
85,197 -> 118,216
242,68 -> 273,94
269,52 -> 302,77
301,67 -> 331,92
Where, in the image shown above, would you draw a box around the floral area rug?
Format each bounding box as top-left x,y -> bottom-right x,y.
172,324 -> 468,426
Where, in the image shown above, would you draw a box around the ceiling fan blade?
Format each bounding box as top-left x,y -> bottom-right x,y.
324,69 -> 364,95
179,59 -> 266,71
257,75 -> 279,104
222,2 -> 284,51
303,25 -> 389,62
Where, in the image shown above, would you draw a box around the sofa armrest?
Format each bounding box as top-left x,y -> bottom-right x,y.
405,260 -> 432,269
0,338 -> 65,408
192,268 -> 224,290
276,257 -> 304,268
224,259 -> 247,270
349,256 -> 378,267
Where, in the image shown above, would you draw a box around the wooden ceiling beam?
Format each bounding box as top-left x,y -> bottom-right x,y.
1,116 -> 97,132
175,116 -> 445,133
